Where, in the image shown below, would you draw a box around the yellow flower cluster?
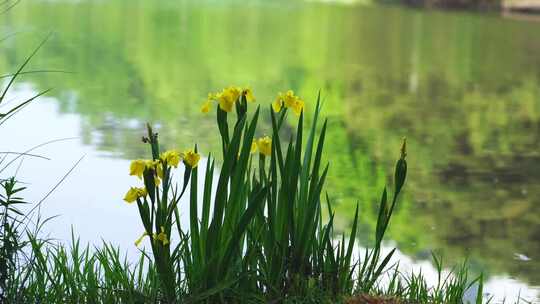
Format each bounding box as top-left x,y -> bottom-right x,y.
251,136 -> 272,156
125,149 -> 200,204
129,149 -> 200,179
201,86 -> 255,113
272,90 -> 304,116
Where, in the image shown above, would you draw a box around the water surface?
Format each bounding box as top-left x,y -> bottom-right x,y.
1,1 -> 540,301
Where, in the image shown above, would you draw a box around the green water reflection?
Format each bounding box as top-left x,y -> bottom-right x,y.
2,0 -> 540,296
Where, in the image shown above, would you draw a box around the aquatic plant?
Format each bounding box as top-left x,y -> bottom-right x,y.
120,86 -> 409,302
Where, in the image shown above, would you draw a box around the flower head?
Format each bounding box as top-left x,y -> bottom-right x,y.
292,99 -> 304,116
272,93 -> 283,113
216,87 -> 241,112
160,150 -> 181,168
183,149 -> 200,168
153,226 -> 169,246
129,159 -> 147,178
282,90 -> 297,108
201,93 -> 217,114
139,159 -> 162,184
272,90 -> 304,116
226,86 -> 242,102
123,187 -> 147,203
242,88 -> 256,102
205,87 -> 254,113
201,99 -> 212,113
143,159 -> 162,178
257,136 -> 272,157
217,92 -> 235,112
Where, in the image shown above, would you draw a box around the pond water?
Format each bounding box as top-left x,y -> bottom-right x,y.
1,1 -> 540,302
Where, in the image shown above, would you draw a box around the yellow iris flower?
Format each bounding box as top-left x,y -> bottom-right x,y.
131,159 -> 162,177
160,150 -> 181,168
183,149 -> 200,168
201,93 -> 218,114
129,159 -> 147,178
142,160 -> 162,183
272,93 -> 283,113
134,231 -> 148,247
282,90 -> 297,108
153,226 -> 169,246
203,87 -> 254,113
123,187 -> 147,203
257,136 -> 272,156
272,90 -> 304,116
201,99 -> 212,113
145,159 -> 159,168
242,88 -> 256,102
217,91 -> 235,112
292,99 -> 304,116
217,86 -> 242,112
226,86 -> 242,102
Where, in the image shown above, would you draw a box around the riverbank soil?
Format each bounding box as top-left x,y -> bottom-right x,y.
346,295 -> 404,304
